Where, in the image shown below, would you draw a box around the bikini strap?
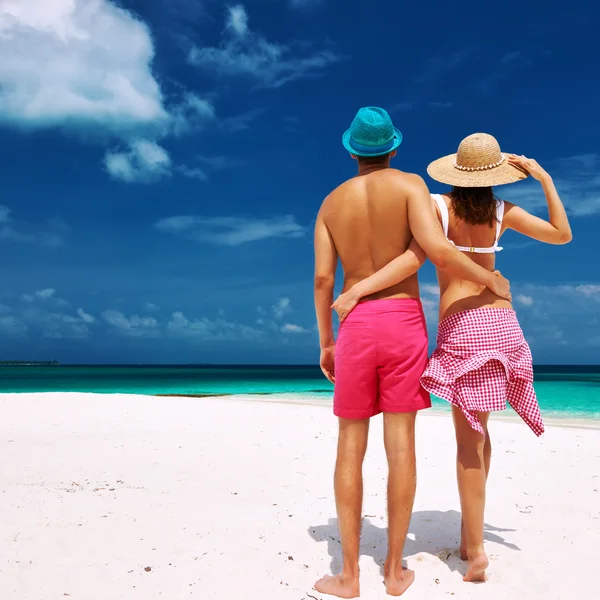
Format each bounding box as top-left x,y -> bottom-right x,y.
495,200 -> 505,245
431,194 -> 449,238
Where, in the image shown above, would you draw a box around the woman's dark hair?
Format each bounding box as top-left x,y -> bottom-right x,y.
450,186 -> 499,226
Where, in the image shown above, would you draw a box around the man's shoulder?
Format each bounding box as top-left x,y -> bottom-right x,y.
320,177 -> 359,207
385,169 -> 427,188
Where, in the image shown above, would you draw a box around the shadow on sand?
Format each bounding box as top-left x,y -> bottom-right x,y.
309,510 -> 519,578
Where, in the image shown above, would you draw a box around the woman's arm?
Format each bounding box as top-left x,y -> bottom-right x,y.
503,155 -> 573,244
332,238 -> 425,321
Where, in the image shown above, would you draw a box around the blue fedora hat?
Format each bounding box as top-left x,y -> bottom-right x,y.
342,107 -> 402,157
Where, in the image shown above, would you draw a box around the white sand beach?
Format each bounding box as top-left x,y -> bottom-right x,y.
0,393 -> 598,600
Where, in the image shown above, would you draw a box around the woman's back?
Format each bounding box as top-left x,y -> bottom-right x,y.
434,192 -> 512,319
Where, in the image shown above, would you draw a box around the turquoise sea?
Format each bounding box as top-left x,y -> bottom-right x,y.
1,365 -> 599,421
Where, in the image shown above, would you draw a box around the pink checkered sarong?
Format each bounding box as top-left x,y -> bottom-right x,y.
421,308 -> 544,437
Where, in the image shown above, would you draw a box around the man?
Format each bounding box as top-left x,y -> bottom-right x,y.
313,107 -> 510,598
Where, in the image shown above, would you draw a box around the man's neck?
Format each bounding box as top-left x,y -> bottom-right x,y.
357,163 -> 391,177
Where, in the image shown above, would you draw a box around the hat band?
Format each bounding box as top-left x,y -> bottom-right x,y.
454,153 -> 506,172
349,136 -> 395,155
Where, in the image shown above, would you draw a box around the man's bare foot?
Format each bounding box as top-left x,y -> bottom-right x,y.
463,551 -> 489,583
383,563 -> 415,596
459,520 -> 468,560
314,574 -> 360,599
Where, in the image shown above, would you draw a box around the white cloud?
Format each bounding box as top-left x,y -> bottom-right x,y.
170,92 -> 216,137
176,165 -> 209,181
0,0 -> 168,135
102,309 -> 158,337
421,283 -> 440,296
105,139 -> 172,183
226,4 -> 249,36
36,288 -> 56,300
502,154 -> 600,216
166,311 -> 263,341
155,214 -> 307,246
0,303 -> 11,314
281,323 -> 309,334
0,1 -> 224,183
0,2 -> 286,184
515,294 -> 534,307
220,108 -> 263,132
176,154 -> 246,181
20,288 -> 70,308
144,302 -> 160,312
77,308 -> 95,323
19,304 -> 91,338
575,285 -> 600,299
272,297 -> 292,320
421,296 -> 439,324
0,205 -> 67,246
0,315 -> 28,336
105,137 -> 223,183
505,283 -> 600,349
515,283 -> 600,306
188,4 -> 341,88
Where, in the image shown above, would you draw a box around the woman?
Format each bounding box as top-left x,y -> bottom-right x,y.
331,133 -> 572,583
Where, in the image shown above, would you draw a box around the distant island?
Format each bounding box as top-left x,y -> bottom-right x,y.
0,361 -> 60,366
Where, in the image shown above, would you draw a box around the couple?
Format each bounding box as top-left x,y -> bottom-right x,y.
313,107 -> 571,598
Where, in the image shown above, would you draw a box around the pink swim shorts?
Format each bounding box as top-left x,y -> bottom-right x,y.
334,298 -> 431,419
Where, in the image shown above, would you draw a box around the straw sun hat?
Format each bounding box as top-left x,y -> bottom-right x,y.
427,133 -> 528,187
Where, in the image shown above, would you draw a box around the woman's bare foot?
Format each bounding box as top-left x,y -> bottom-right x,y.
383,563 -> 415,596
314,574 -> 360,599
463,551 -> 489,583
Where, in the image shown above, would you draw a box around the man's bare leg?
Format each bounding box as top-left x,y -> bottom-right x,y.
382,412 -> 417,596
453,407 -> 490,582
315,418 -> 369,599
460,415 -> 491,560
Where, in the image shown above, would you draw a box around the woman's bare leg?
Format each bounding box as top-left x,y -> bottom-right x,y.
453,407 -> 490,582
460,418 -> 491,559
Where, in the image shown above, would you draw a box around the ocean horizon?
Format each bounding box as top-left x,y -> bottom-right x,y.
1,364 -> 599,421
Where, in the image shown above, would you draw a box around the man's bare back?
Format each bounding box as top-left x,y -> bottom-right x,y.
320,167 -> 422,301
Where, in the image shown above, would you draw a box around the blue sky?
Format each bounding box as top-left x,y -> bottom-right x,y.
0,0 -> 598,365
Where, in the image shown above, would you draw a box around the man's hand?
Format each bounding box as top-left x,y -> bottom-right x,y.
488,270 -> 511,301
320,344 -> 335,384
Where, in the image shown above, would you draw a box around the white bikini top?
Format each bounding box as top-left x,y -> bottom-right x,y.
431,194 -> 504,254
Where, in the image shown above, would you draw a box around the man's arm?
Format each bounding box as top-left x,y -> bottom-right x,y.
331,238 -> 425,321
405,175 -> 511,300
314,212 -> 337,382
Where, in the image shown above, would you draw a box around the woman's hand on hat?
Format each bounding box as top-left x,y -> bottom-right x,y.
508,154 -> 550,183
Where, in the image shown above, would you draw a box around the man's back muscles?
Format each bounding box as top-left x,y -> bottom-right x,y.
320,168 -> 421,299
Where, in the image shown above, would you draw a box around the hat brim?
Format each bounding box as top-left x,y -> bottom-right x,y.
427,153 -> 529,187
342,127 -> 403,157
